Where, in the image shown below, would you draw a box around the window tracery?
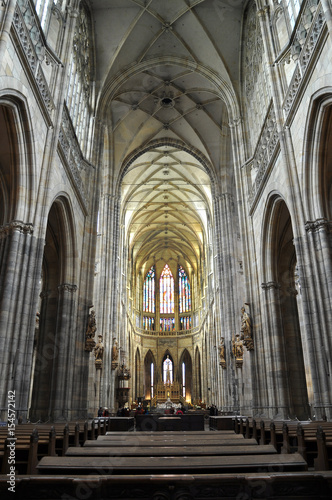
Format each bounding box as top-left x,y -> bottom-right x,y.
160,264 -> 174,314
65,1 -> 92,153
178,265 -> 191,313
143,265 -> 155,313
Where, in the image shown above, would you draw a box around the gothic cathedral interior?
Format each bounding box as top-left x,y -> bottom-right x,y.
0,0 -> 331,423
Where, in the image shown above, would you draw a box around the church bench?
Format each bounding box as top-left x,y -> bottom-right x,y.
36,452 -> 308,474
87,434 -> 251,447
238,418 -> 332,469
65,443 -> 278,457
105,429 -> 237,437
1,430 -> 39,474
0,424 -> 84,474
1,471 -> 332,500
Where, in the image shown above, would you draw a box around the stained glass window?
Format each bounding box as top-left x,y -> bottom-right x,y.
179,265 -> 191,313
180,316 -> 191,330
143,317 -> 155,330
160,264 -> 174,314
151,363 -> 154,398
143,266 -> 155,313
163,355 -> 173,384
160,318 -> 175,331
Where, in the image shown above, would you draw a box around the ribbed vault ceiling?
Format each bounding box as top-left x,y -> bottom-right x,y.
122,144 -> 212,275
92,0 -> 243,274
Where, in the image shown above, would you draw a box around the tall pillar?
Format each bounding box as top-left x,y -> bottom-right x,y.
95,193 -> 121,412
213,193 -> 244,413
260,281 -> 291,418
302,219 -> 332,418
51,283 -> 78,421
0,221 -> 40,422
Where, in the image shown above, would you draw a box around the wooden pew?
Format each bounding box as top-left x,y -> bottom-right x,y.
37,452 -> 308,474
66,443 -> 278,457
3,472 -> 332,500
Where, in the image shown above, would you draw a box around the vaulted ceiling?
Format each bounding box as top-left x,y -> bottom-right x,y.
91,0 -> 244,276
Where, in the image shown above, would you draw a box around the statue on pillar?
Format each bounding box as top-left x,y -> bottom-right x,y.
240,303 -> 254,351
94,335 -> 104,369
111,337 -> 119,370
232,334 -> 243,368
219,337 -> 226,369
85,309 -> 96,351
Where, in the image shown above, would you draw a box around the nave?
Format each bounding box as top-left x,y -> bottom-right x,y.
1,417 -> 332,499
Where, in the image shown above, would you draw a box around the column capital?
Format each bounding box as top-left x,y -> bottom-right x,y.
305,218 -> 332,233
261,281 -> 281,290
58,283 -> 78,294
0,220 -> 34,239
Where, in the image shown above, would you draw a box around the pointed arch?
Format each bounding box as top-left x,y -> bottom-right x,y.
29,195 -> 78,420
144,349 -> 156,400
302,89 -> 332,220
135,347 -> 141,401
179,348 -> 192,403
0,95 -> 35,223
161,350 -> 174,385
260,193 -> 310,419
195,346 -> 202,403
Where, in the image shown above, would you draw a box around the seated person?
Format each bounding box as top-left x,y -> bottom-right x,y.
135,404 -> 144,416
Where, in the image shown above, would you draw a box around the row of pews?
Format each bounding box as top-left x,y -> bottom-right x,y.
0,418 -> 115,475
234,417 -> 332,470
0,419 -> 332,499
37,430 -> 307,475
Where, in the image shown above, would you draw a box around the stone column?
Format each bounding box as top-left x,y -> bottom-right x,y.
260,281 -> 289,419
50,283 -> 78,421
95,193 -> 121,412
213,194 -> 243,413
0,220 -> 39,422
303,219 -> 332,418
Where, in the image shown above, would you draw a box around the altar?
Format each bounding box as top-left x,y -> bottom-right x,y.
155,381 -> 181,404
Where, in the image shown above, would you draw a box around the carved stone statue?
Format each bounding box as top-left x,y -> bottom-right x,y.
85,309 -> 96,352
240,305 -> 252,339
112,338 -> 119,361
219,337 -> 226,369
233,334 -> 243,368
241,304 -> 254,351
94,335 -> 104,369
111,337 -> 119,370
165,354 -> 171,385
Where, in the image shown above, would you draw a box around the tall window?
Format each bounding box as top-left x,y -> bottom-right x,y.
160,317 -> 175,331
151,363 -> 154,398
163,355 -> 173,384
160,264 -> 174,314
178,265 -> 191,313
180,316 -> 191,330
35,0 -> 58,29
66,1 -> 92,153
143,266 -> 155,313
284,0 -> 302,29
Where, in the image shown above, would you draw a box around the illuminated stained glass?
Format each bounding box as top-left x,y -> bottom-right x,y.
160,264 -> 174,314
143,266 -> 155,313
179,316 -> 192,330
178,265 -> 191,313
143,317 -> 155,330
163,355 -> 173,384
159,317 -> 175,331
